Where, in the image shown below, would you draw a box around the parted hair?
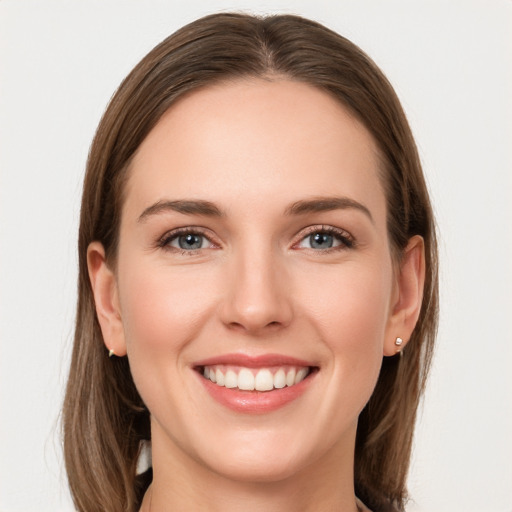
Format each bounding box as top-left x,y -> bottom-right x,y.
62,12 -> 438,512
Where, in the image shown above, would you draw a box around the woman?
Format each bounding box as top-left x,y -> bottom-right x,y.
62,12 -> 438,512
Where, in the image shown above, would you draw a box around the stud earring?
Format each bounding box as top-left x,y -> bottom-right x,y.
108,348 -> 115,358
394,337 -> 403,347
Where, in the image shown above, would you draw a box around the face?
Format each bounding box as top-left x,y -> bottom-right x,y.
95,79 -> 407,484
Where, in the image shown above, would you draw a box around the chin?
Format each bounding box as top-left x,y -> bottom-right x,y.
189,425 -> 327,485
208,451 -> 308,484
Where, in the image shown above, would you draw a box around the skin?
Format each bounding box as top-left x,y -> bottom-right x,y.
88,79 -> 425,512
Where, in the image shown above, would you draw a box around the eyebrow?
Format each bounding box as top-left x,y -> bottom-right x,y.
137,199 -> 224,222
285,196 -> 373,223
137,196 -> 373,223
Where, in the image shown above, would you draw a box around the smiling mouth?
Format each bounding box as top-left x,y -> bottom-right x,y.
197,365 -> 315,392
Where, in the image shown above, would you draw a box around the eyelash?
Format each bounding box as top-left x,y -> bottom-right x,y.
293,225 -> 355,252
157,225 -> 355,255
157,227 -> 216,255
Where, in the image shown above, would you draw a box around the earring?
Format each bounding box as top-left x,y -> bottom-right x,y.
394,337 -> 404,357
108,348 -> 115,358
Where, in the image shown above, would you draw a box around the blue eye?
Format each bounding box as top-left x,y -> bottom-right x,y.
170,233 -> 206,250
297,228 -> 352,250
158,227 -> 218,254
308,232 -> 335,249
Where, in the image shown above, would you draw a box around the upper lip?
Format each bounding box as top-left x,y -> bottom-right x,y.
193,353 -> 316,368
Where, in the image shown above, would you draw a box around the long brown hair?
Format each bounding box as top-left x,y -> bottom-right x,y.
63,12 -> 438,512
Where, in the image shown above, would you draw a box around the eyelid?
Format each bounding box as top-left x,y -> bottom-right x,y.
157,226 -> 219,252
291,225 -> 355,250
155,224 -> 355,253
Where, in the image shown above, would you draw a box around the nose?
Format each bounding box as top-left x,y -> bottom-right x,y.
219,246 -> 293,335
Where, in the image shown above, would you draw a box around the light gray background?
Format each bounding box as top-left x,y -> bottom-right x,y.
1,1 -> 511,511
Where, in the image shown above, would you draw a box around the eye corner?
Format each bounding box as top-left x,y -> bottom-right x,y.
292,225 -> 355,252
156,226 -> 220,254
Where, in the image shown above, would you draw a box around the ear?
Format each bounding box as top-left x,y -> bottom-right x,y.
87,241 -> 127,357
383,235 -> 426,356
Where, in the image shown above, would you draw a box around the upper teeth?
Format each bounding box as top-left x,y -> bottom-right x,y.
203,365 -> 309,391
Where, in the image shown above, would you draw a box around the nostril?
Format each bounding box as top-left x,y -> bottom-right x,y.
226,319 -> 283,333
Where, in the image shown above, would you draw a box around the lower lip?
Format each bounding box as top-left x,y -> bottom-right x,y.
196,370 -> 316,414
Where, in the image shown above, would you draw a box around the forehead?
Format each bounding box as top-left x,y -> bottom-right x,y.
124,79 -> 385,223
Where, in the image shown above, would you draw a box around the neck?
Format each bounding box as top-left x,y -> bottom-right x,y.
142,424 -> 360,512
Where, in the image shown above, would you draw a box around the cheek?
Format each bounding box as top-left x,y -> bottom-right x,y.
297,259 -> 393,390
115,262 -> 222,420
272,258 -> 394,455
302,260 -> 392,340
118,264 -> 216,353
